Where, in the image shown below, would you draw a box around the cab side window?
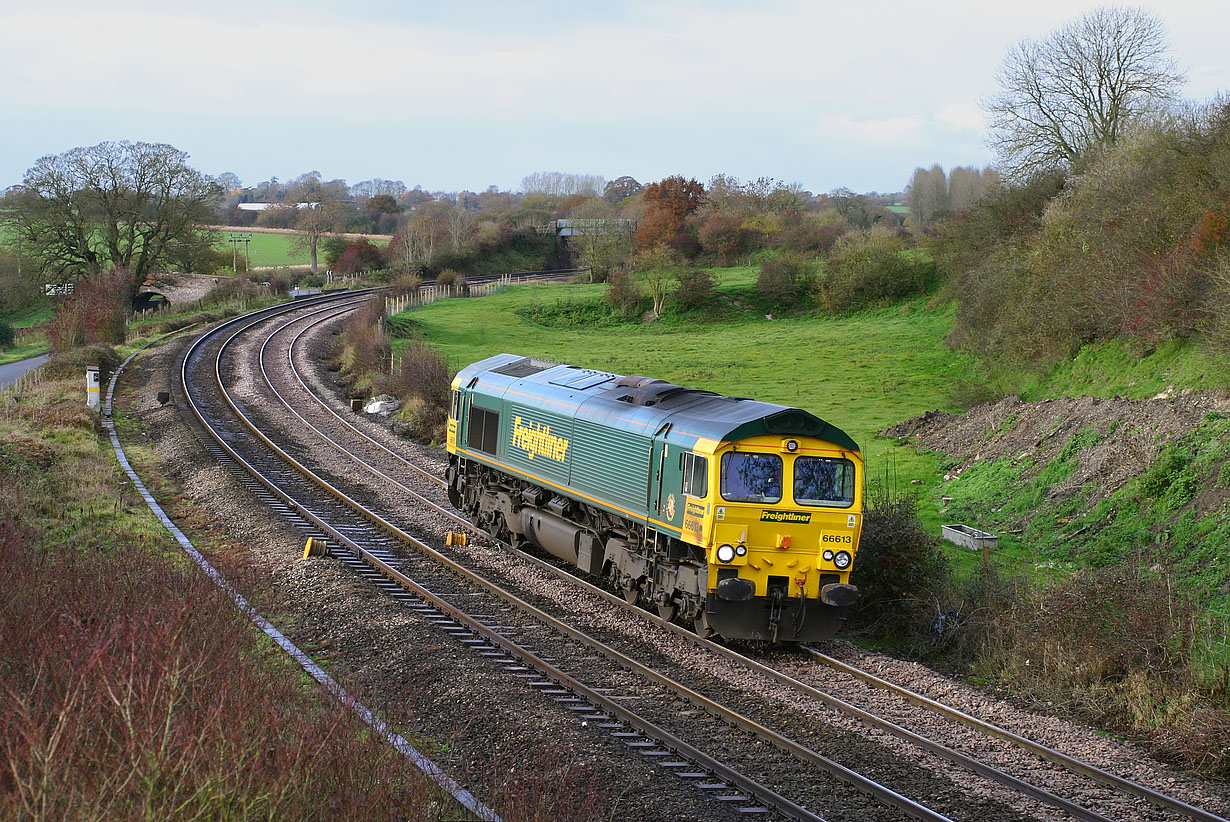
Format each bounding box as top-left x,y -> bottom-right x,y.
682,452 -> 708,498
449,390 -> 461,420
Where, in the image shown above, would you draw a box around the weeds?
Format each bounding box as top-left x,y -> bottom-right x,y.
0,373 -> 436,818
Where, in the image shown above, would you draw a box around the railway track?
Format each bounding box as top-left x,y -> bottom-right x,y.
176,292 -> 1229,822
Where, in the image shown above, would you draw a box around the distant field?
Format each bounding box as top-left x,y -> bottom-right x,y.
213,229 -> 389,270
394,273 -> 974,503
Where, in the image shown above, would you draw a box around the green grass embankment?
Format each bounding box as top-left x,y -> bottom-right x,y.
392,271 -> 978,521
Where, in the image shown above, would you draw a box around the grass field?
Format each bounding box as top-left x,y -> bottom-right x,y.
215,231 -> 313,268
213,230 -> 391,270
394,272 -> 975,512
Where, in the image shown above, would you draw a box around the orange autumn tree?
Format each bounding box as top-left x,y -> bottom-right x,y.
635,175 -> 705,258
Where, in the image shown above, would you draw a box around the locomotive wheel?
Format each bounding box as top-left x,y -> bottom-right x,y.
621,581 -> 641,606
656,600 -> 678,622
694,610 -> 716,639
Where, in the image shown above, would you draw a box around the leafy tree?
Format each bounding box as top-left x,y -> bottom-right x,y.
825,187 -> 895,229
566,200 -> 635,282
602,176 -> 643,205
365,194 -> 402,214
984,6 -> 1183,178
631,247 -> 685,318
636,176 -> 705,254
3,141 -> 221,299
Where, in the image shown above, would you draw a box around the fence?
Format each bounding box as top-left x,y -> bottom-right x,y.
384,272 -> 545,317
0,362 -> 46,407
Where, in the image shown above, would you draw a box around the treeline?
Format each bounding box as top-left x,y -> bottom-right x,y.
931,100 -> 1230,366
211,168 -> 907,281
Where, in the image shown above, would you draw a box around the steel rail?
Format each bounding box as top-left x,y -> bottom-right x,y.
191,301 -> 835,822
199,302 -> 955,822
273,309 -> 1216,822
800,647 -> 1228,822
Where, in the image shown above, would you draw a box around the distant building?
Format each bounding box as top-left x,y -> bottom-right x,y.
237,202 -> 320,211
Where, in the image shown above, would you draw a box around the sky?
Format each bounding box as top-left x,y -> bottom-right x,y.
2,0 -> 1226,196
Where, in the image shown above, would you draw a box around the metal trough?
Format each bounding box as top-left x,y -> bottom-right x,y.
941,524 -> 999,552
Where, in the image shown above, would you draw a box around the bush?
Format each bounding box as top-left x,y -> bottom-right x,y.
335,298 -> 390,390
756,255 -> 814,308
775,213 -> 847,255
384,342 -> 453,444
672,270 -> 717,312
389,272 -> 422,297
816,228 -> 937,314
847,494 -> 952,641
517,298 -> 626,329
605,271 -> 647,317
333,239 -> 386,274
0,321 -> 13,349
47,270 -> 130,351
698,215 -> 762,265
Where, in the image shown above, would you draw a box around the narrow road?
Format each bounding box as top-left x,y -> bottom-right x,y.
0,353 -> 49,387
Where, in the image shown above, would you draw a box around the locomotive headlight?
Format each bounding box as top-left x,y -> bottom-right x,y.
786,439 -> 798,452
716,544 -> 736,563
834,550 -> 852,570
735,544 -> 747,557
822,549 -> 834,562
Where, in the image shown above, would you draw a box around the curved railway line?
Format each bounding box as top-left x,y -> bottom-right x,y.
163,290 -> 1228,822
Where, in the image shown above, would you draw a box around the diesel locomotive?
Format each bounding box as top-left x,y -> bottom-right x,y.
445,353 -> 863,642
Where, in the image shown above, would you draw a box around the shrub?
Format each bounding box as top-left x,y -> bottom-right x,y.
384,342 -> 453,443
756,254 -> 814,308
389,272 -> 422,297
335,298 -> 390,389
333,239 -> 386,274
0,321 -> 13,349
816,228 -> 937,314
698,215 -> 761,265
775,213 -> 847,255
672,270 -> 717,312
47,270 -> 130,351
605,271 -> 647,317
847,494 -> 952,641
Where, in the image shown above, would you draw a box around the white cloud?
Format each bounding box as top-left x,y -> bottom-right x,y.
810,114 -> 927,147
934,104 -> 987,134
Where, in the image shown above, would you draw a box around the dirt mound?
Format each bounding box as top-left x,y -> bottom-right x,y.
882,391 -> 1230,505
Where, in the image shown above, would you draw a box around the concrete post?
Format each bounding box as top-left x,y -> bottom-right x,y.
86,366 -> 100,410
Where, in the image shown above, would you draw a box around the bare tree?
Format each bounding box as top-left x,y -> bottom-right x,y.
389,216 -> 437,273
984,6 -> 1184,178
520,171 -> 605,197
292,199 -> 342,274
906,165 -> 949,228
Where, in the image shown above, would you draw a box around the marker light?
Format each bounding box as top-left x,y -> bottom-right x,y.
735,544 -> 747,557
822,550 -> 834,562
834,551 -> 852,570
716,544 -> 736,563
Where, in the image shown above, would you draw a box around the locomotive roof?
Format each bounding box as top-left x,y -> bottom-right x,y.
457,354 -> 861,453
